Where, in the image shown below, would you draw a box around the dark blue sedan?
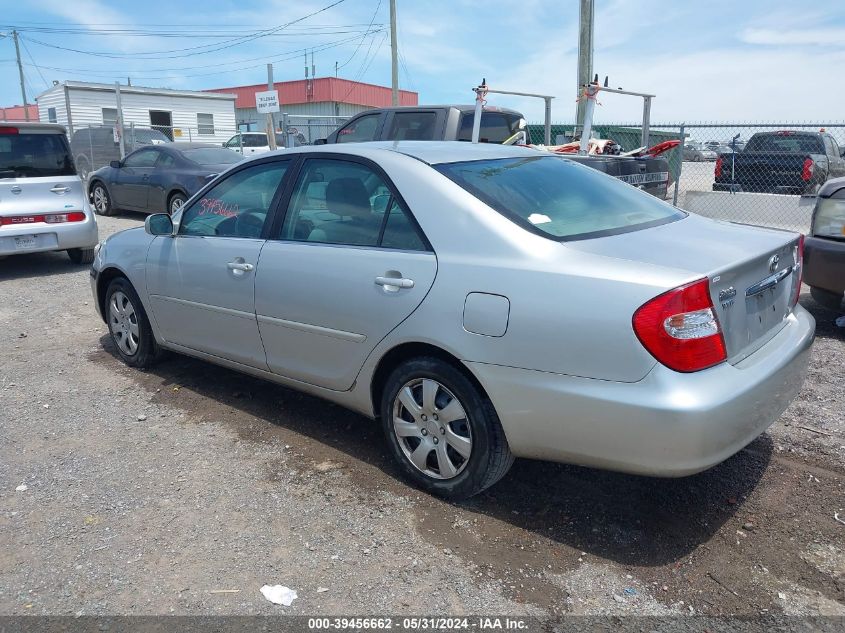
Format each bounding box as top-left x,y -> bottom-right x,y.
87,143 -> 243,216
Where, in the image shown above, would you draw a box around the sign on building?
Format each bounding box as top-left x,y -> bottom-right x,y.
256,90 -> 280,114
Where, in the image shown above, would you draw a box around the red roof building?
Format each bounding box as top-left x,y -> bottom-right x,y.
0,104 -> 39,122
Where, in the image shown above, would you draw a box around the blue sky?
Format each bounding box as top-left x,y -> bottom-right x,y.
2,0 -> 844,123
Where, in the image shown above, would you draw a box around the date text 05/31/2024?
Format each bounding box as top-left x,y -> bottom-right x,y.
308,618 -> 529,630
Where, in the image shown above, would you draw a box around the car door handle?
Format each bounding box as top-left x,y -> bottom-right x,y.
375,276 -> 414,289
50,185 -> 71,194
227,261 -> 255,272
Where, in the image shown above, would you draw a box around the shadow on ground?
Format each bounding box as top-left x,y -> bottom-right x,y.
97,333 -> 771,569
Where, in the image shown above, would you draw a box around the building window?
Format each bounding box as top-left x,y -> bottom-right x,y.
197,113 -> 215,135
102,108 -> 118,125
47,107 -> 57,123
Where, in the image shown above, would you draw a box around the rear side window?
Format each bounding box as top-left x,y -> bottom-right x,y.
0,132 -> 75,178
387,112 -> 437,140
457,112 -> 522,143
436,156 -> 685,241
337,114 -> 380,143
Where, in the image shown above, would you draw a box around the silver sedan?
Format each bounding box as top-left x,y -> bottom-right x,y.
91,142 -> 815,498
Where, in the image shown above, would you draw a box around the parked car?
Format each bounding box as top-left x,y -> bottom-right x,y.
322,105 -> 671,198
0,122 -> 98,263
713,130 -> 845,195
91,141 -> 814,499
87,143 -> 243,216
319,105 -> 526,145
70,126 -> 169,181
683,141 -> 717,162
223,132 -> 287,156
704,140 -> 722,152
804,176 -> 845,310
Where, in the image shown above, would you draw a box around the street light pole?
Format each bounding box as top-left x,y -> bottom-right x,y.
12,31 -> 30,121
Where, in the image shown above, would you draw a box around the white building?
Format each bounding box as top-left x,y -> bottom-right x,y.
36,81 -> 237,145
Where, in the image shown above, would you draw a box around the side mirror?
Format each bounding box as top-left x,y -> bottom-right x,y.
145,213 -> 174,236
110,160 -> 121,169
314,138 -> 327,145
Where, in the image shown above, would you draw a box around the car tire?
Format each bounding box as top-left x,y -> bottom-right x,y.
91,182 -> 114,216
104,277 -> 159,369
810,286 -> 844,311
67,247 -> 95,265
693,155 -> 702,162
168,192 -> 187,216
380,357 -> 514,499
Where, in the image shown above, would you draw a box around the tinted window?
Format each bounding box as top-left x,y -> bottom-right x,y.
123,149 -> 159,168
246,134 -> 267,148
381,199 -> 426,251
131,129 -> 168,145
0,132 -> 75,178
437,156 -> 684,241
182,148 -> 242,166
745,133 -> 824,153
457,111 -> 522,143
179,161 -> 289,239
157,153 -> 176,168
337,114 -> 380,143
387,112 -> 437,141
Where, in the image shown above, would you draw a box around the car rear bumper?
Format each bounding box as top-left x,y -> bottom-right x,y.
467,305 -> 815,477
0,217 -> 98,256
804,235 -> 845,294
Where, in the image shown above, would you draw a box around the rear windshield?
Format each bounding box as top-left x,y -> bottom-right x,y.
457,111 -> 522,143
436,156 -> 685,241
132,129 -> 169,144
745,133 -> 824,154
182,148 -> 243,166
0,132 -> 75,178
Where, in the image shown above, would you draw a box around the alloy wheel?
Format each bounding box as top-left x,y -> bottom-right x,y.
109,290 -> 140,356
392,378 -> 473,479
93,186 -> 109,214
170,196 -> 185,214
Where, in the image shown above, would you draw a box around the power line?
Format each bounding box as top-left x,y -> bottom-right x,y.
15,0 -> 350,60
336,0 -> 381,70
338,31 -> 387,102
19,36 -> 49,89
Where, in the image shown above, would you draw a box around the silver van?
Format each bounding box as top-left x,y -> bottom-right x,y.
0,122 -> 98,263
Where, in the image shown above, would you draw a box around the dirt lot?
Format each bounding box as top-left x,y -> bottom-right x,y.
1,213 -> 843,618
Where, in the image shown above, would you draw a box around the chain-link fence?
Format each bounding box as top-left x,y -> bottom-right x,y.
70,115 -> 348,182
528,121 -> 845,233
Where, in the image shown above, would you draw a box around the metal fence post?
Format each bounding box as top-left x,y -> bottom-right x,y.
188,127 -> 192,142
673,123 -> 684,207
641,96 -> 652,148
282,112 -> 291,148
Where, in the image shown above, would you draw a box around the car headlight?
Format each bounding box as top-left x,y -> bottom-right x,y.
813,197 -> 845,238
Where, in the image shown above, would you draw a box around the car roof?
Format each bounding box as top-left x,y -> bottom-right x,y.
351,104 -> 523,116
165,143 -> 223,151
268,140 -> 541,166
1,121 -> 67,134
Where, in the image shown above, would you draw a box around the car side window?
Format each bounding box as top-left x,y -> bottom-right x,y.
225,135 -> 241,148
279,158 -> 428,250
387,112 -> 437,140
248,134 -> 267,148
381,199 -> 427,251
336,114 -> 380,143
178,160 -> 290,239
123,149 -> 159,168
157,152 -> 176,168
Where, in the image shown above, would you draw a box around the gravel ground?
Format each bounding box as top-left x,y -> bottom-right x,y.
1,213 -> 843,617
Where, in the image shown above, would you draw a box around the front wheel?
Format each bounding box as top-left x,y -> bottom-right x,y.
168,192 -> 187,215
380,357 -> 514,499
104,277 -> 159,368
91,183 -> 113,216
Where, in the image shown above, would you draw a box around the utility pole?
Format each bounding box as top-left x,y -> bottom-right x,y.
575,0 -> 594,128
114,82 -> 125,158
12,31 -> 30,121
267,63 -> 277,150
389,0 -> 399,105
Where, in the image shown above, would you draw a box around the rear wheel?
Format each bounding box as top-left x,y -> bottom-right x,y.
810,286 -> 844,311
67,248 -> 95,264
380,357 -> 514,499
104,277 -> 159,368
168,192 -> 187,215
91,183 -> 113,216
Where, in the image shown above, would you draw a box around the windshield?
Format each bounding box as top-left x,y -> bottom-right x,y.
182,148 -> 243,166
436,156 -> 685,241
0,132 -> 76,178
745,133 -> 824,153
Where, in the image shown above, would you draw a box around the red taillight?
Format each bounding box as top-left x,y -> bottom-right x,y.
792,234 -> 804,306
801,158 -> 814,182
633,278 -> 727,373
714,156 -> 723,178
1,212 -> 85,226
0,126 -> 19,135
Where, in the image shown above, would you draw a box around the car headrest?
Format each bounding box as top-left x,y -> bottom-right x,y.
325,177 -> 370,219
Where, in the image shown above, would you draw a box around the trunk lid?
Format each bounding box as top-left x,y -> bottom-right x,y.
565,213 -> 802,363
0,175 -> 85,219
